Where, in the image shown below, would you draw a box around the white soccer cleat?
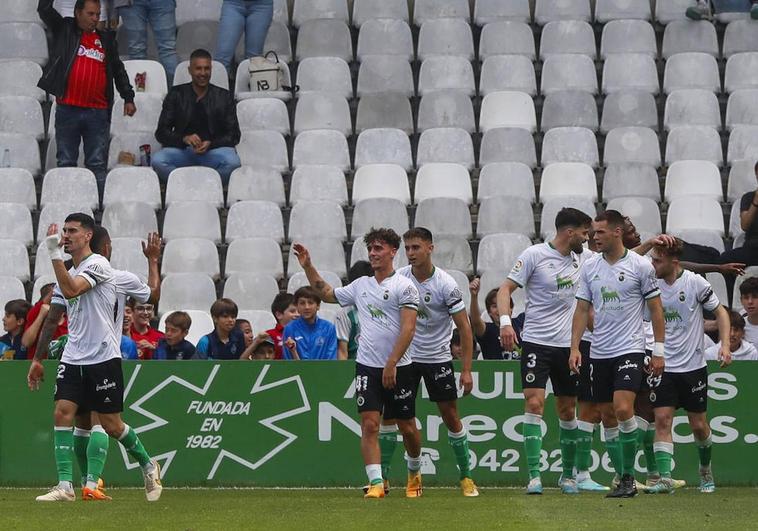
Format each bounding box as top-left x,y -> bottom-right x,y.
36,486 -> 75,502
143,459 -> 163,502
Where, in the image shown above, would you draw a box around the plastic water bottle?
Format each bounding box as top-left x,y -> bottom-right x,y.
1,148 -> 9,168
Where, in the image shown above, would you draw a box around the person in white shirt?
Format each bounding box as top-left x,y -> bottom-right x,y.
705,310 -> 758,362
293,228 -> 422,500
646,238 -> 731,495
737,277 -> 758,348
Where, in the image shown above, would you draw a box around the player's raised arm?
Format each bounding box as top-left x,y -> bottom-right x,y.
292,243 -> 337,304
382,306 -> 417,389
467,278 -> 486,337
497,279 -> 519,351
569,299 -> 590,374
47,224 -> 93,299
646,295 -> 665,376
142,232 -> 162,304
451,310 -> 474,395
712,305 -> 733,367
680,261 -> 746,277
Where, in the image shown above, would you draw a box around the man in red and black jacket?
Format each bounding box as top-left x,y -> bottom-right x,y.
37,0 -> 136,199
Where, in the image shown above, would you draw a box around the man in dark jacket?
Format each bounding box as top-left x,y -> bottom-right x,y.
38,0 -> 135,198
152,48 -> 241,185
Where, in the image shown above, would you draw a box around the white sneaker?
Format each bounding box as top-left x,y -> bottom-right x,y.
36,486 -> 75,502
143,459 -> 163,502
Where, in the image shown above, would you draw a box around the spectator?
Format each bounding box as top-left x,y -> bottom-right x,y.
706,310 -> 758,360
282,287 -> 338,360
121,304 -> 138,359
115,0 -> 179,80
240,333 -> 276,360
450,329 -> 462,360
22,283 -> 68,360
468,280 -> 524,360
335,260 -> 373,360
687,0 -> 758,20
54,0 -> 113,25
720,162 -> 758,268
38,0 -> 136,199
215,0 -> 274,71
155,311 -> 196,360
266,293 -> 299,360
129,298 -> 164,359
152,48 -> 241,185
196,298 -> 247,360
236,318 -> 253,347
0,300 -> 32,360
739,277 -> 758,347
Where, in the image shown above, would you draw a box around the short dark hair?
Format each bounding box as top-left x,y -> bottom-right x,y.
729,310 -> 746,330
403,227 -> 434,243
348,260 -> 373,283
555,208 -> 592,232
653,237 -> 685,259
595,209 -> 626,229
75,0 -> 100,11
235,318 -> 251,329
40,283 -> 56,299
210,298 -> 238,319
90,226 -> 110,256
4,299 -> 31,322
293,286 -> 321,306
190,49 -> 212,62
64,212 -> 96,232
450,328 -> 461,346
126,297 -> 137,309
166,311 -> 192,332
364,227 -> 401,250
270,292 -> 295,319
485,288 -> 499,309
739,277 -> 758,298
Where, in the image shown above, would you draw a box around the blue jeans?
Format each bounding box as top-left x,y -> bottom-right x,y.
119,0 -> 179,80
55,104 -> 110,199
151,146 -> 241,185
215,0 -> 273,70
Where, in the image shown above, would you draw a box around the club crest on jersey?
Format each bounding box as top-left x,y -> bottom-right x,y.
525,372 -> 535,383
679,291 -> 686,302
383,290 -> 390,300
618,272 -> 625,282
356,395 -> 365,406
424,293 -> 431,303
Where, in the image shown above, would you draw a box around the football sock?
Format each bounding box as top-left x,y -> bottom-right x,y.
365,464 -> 383,486
559,418 -> 578,477
603,426 -> 622,476
644,424 -> 658,474
653,441 -> 673,478
448,428 -> 472,480
695,434 -> 713,468
406,454 -> 421,473
523,413 -> 543,480
575,420 -> 595,475
378,424 -> 398,479
634,417 -> 657,474
54,426 -> 74,484
117,424 -> 152,468
85,425 -> 109,490
619,417 -> 639,476
73,427 -> 90,486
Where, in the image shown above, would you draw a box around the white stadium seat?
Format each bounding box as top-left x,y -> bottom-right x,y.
432,237 -> 473,275
666,126 -> 723,167
357,55 -> 414,97
477,163 -> 535,203
236,98 -> 290,136
123,60 -> 168,95
477,196 -> 535,238
352,164 -> 411,204
664,53 -> 721,93
162,202 -> 221,243
724,19 -> 758,57
288,271 -> 342,293
223,273 -> 280,311
356,19 -> 414,60
728,126 -> 758,165
225,238 -> 284,279
296,19 -> 353,62
294,93 -> 351,136
351,198 -> 410,240
541,20 -> 596,59
418,56 -> 476,97
0,276 -> 27,312
417,91 -> 476,133
664,161 -> 723,202
604,127 -> 661,167
159,273 -> 217,316
292,130 -> 350,171
662,20 -> 719,58
237,310 -> 277,335
165,167 -> 223,207
476,233 -> 532,275
40,168 -> 99,210
601,19 -> 656,58
110,238 -> 149,281
541,55 -> 598,95
725,53 -> 758,92
539,163 -> 597,202
354,129 -> 413,171
161,238 -> 220,279
606,197 -> 662,235
111,93 -> 163,135
0,22 -> 47,64
175,0 -> 222,25
103,167 -> 161,210
602,54 -> 659,94
0,60 -> 45,101
297,57 -> 353,99
414,163 -> 473,204
666,197 -> 725,235
595,0 -> 652,22
602,164 -> 661,202
655,0 -> 693,24
292,0 -> 348,27
664,89 -> 721,130
480,55 -> 537,97
0,169 -> 36,210
416,128 -> 475,169
225,201 -> 284,243
352,0 -> 408,27
541,127 -> 599,168
101,202 -> 158,239
479,21 -> 535,59
227,167 -> 286,207
535,0 -> 591,25
475,0 -> 530,25
417,19 -> 474,61
726,89 -> 758,129
600,91 -> 658,133
413,0 -> 470,25
541,91 -> 599,131
356,94 -> 414,134
237,131 -> 289,172
727,159 -> 758,202
289,166 -> 348,206
287,237 -> 346,277
0,239 -> 29,281
479,92 -> 536,133
479,128 -> 537,168
0,96 -> 43,140
288,201 -> 346,242
414,198 -> 472,238
0,132 -> 41,175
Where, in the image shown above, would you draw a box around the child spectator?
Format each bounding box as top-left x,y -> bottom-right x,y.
22,283 -> 68,359
706,310 -> 758,361
121,304 -> 138,359
468,280 -> 524,360
266,293 -> 299,360
0,299 -> 32,360
282,287 -> 338,360
450,329 -> 462,360
739,277 -> 758,348
335,260 -> 373,360
240,333 -> 276,360
196,299 -> 247,360
236,318 -> 253,348
155,311 -> 196,360
130,299 -> 164,359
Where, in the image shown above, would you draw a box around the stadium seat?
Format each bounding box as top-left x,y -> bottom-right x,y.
236,98 -> 290,136
0,96 -> 43,140
293,93 -> 352,136
292,0 -> 349,27
602,163 -> 661,202
474,0 -> 530,24
2,0 -> 41,23
297,57 -> 353,99
101,202 -> 158,239
235,59 -> 293,102
356,19 -> 414,60
351,238 -> 408,268
107,132 -> 162,170
727,89 -> 758,129
664,53 -> 721,93
476,233 -> 532,275
287,237 -> 346,277
351,198 -> 410,240
0,60 -> 45,101
431,236 -> 473,275
664,161 -> 723,202
0,132 -> 40,175
662,20 -> 719,58
535,0 -> 591,24
352,0 -> 409,27
158,309 -> 214,346
479,128 -> 537,168
123,60 -> 167,95
414,0 -> 469,24
541,91 -> 599,131
0,203 -> 32,247
676,229 -> 725,253
288,201 -> 347,242
111,93 -> 163,135
0,22 -> 47,64
225,238 -> 285,279
237,131 -> 289,172
600,91 -> 658,133
601,19 -> 657,58
541,127 -> 599,168
40,168 -> 99,210
161,238 -> 220,279
604,127 -> 661,166
110,237 -> 149,281
664,89 -> 721,130
728,126 -> 758,165
414,198 -> 472,238
416,128 -> 475,170
175,0 -> 221,25
414,163 -> 473,204
165,167 -> 223,207
223,273 -> 280,311
727,159 -> 757,202
296,19 -> 353,62
479,55 -> 536,97
724,19 -> 758,57
238,310 -> 277,334
706,272 -> 729,306
287,271 -> 342,293
417,92 -> 476,133
654,0 -> 692,24
227,167 -> 285,207
445,269 -> 471,308
417,19 -> 474,60
477,196 -> 535,238
666,197 -> 724,235
0,168 -> 36,210
103,167 -> 161,210
289,166 -> 348,206
0,239 -> 29,281
539,163 -> 597,202
159,273 -> 217,316
540,197 -> 596,239
352,164 -> 411,204
478,270 -> 522,313
292,130 -> 350,171
479,92 -> 536,133
541,55 -> 598,95
355,94 -> 414,134
602,54 -> 659,94
540,20 -> 596,59
0,276 -> 26,310
357,56 -> 414,97
162,202 -> 221,243
725,53 -> 758,92
354,129 -> 413,171
37,204 -> 94,244
262,21 -> 293,63
729,201 -> 745,241
595,0 -> 652,22
225,201 -> 284,243
477,162 -> 535,203
666,126 -> 723,167
173,60 -> 228,89
418,56 -> 476,96
606,197 -> 662,235
176,21 -> 237,63
479,21 -> 535,59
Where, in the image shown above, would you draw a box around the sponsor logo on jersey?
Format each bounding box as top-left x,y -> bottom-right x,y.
600,286 -> 621,304
664,308 -> 683,323
367,304 -> 387,320
617,359 -> 638,371
434,366 -> 453,381
77,44 -> 105,62
96,378 -> 117,392
692,380 -> 706,393
511,259 -> 523,274
394,388 -> 412,400
556,275 -> 574,290
417,306 -> 429,320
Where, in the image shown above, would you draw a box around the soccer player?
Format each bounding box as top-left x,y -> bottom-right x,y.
28,215 -> 162,502
293,228 -> 423,499
570,210 -> 666,498
646,239 -> 731,494
498,208 -> 594,494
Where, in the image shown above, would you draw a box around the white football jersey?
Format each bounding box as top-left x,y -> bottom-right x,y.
740,312 -> 758,348
705,340 -> 758,361
113,270 -> 151,329
335,272 -> 420,368
397,265 -> 466,363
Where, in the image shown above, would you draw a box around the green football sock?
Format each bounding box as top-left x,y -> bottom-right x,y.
696,434 -> 712,468
644,426 -> 658,474
448,429 -> 472,480
619,419 -> 639,476
604,427 -> 623,475
575,421 -> 595,473
523,413 -> 543,480
73,428 -> 90,486
86,426 -> 109,487
118,424 -> 151,467
653,442 -> 673,478
559,420 -> 579,477
54,426 -> 74,483
378,425 -> 398,479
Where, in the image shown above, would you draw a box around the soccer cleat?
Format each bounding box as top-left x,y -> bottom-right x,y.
605,474 -> 637,498
460,477 -> 479,497
362,479 -> 390,495
700,468 -> 715,493
143,459 -> 163,502
35,486 -> 75,502
82,486 -> 112,501
406,471 -> 423,498
526,477 -> 543,495
672,478 -> 686,489
560,477 -> 579,495
685,4 -> 712,20
644,477 -> 674,494
364,483 -> 386,499
646,472 -> 661,487
577,478 -> 611,492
